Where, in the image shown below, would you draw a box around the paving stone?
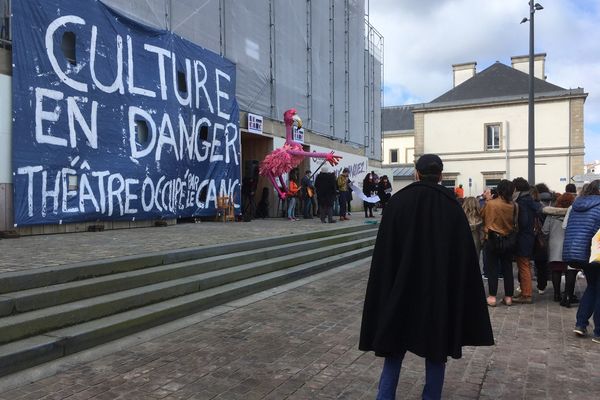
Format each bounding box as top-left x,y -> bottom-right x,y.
1,227 -> 600,398
0,218 -> 374,274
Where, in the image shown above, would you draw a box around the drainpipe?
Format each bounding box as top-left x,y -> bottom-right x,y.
329,0 -> 335,137
344,0 -> 350,142
306,0 -> 312,129
505,121 -> 510,180
219,0 -> 226,56
165,0 -> 172,30
269,0 -> 276,119
568,99 -> 572,180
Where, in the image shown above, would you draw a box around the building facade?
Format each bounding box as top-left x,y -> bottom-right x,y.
0,0 -> 383,233
585,161 -> 600,175
383,54 -> 587,196
381,105 -> 416,192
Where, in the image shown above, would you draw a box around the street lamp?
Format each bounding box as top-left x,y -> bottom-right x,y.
521,2 -> 543,184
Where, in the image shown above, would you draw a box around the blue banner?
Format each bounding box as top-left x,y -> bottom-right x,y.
12,0 -> 240,226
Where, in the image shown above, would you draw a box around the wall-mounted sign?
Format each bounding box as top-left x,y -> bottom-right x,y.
247,113 -> 263,134
12,0 -> 240,226
293,127 -> 304,143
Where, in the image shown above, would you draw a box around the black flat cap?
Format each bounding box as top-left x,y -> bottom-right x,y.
415,154 -> 443,174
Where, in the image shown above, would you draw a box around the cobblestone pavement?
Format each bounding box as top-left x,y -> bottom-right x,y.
1,259 -> 599,399
0,216 -> 378,273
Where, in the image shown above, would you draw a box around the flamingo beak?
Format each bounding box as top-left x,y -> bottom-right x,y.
293,114 -> 303,129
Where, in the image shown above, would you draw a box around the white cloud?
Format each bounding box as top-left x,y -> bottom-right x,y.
370,0 -> 600,161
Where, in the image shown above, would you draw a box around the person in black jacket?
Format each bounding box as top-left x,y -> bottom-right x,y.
300,170 -> 315,219
512,177 -> 542,303
314,166 -> 337,223
360,154 -> 493,400
377,175 -> 392,215
363,173 -> 376,218
255,187 -> 270,219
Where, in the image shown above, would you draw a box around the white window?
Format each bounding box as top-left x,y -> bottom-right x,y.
485,124 -> 501,150
390,149 -> 398,164
485,179 -> 502,189
441,179 -> 455,189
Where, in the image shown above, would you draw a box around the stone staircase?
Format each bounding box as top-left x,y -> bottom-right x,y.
0,224 -> 377,377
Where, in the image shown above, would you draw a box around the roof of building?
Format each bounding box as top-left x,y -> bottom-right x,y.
391,165 -> 415,180
431,62 -> 566,104
382,105 -> 415,132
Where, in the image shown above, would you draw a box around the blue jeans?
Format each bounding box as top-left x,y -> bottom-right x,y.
303,196 -> 313,218
576,265 -> 600,337
376,352 -> 446,400
287,197 -> 296,219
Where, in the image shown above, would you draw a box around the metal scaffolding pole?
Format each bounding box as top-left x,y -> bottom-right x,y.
329,0 -> 335,137
269,0 -> 277,119
364,0 -> 370,148
306,0 -> 312,129
344,0 -> 350,143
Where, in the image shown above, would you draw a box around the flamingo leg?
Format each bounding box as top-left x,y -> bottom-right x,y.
277,175 -> 288,194
267,173 -> 287,199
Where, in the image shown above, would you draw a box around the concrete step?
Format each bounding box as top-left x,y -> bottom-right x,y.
0,224 -> 374,294
0,236 -> 375,344
0,229 -> 377,316
0,247 -> 373,377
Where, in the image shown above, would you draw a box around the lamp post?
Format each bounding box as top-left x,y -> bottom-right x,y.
521,2 -> 543,185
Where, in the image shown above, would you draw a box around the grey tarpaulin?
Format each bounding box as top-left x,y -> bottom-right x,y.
99,0 -> 381,158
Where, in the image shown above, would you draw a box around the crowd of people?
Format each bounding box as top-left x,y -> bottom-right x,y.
462,178 -> 600,341
360,154 -> 494,399
281,167 -> 392,223
358,153 -> 600,399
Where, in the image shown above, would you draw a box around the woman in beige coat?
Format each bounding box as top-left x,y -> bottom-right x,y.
542,192 -> 577,305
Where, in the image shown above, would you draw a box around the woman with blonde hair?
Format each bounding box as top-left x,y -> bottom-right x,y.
462,197 -> 483,259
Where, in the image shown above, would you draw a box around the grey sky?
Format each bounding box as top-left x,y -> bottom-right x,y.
369,0 -> 600,162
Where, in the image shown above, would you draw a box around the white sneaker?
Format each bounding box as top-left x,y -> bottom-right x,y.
538,289 -> 545,295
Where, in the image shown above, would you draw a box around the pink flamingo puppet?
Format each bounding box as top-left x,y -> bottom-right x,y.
259,109 -> 342,199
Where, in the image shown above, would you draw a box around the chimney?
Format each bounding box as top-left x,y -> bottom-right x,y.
511,53 -> 547,80
452,62 -> 477,87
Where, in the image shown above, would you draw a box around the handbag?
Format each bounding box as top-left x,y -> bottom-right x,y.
590,228 -> 600,264
488,202 -> 519,254
533,215 -> 548,259
488,230 -> 517,254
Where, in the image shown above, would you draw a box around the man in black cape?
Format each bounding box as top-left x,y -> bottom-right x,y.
359,154 -> 494,399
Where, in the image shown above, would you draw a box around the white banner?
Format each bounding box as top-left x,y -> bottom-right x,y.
350,183 -> 379,203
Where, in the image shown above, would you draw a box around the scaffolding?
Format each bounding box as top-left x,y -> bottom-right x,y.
0,0 -> 10,49
364,0 -> 384,160
5,0 -> 383,159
